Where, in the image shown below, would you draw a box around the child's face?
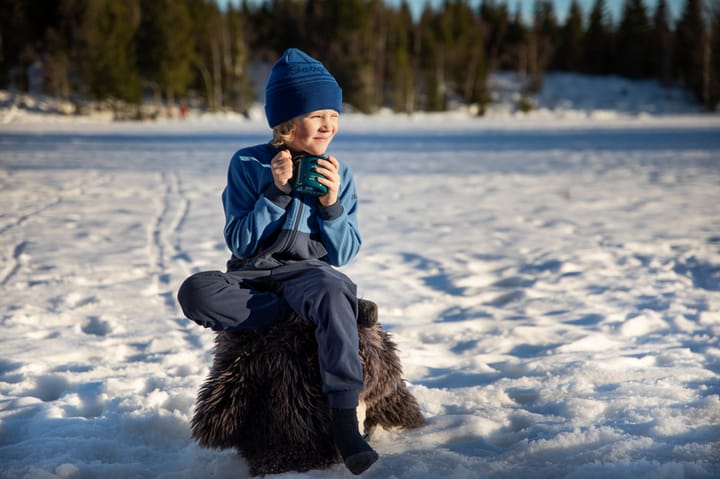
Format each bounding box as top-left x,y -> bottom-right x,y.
288,109 -> 339,156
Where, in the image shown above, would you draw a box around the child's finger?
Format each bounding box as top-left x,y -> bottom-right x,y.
318,156 -> 339,171
315,165 -> 339,183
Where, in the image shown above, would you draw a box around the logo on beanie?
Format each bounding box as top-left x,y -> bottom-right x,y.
288,65 -> 327,75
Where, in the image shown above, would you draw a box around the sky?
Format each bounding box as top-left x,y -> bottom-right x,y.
221,0 -> 687,23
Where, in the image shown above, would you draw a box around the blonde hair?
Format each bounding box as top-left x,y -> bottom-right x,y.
271,119 -> 296,147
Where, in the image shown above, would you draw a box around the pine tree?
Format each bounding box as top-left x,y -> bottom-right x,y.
674,0 -> 707,103
387,2 -> 415,112
709,4 -> 720,109
305,0 -> 378,112
650,0 -> 674,83
616,0 -> 652,78
529,0 -> 559,85
159,1 -> 193,113
408,0 -> 488,112
43,26 -> 71,99
450,0 -> 487,108
556,0 -> 584,71
369,0 -> 389,111
77,0 -> 142,104
137,0 -> 194,115
480,0 -> 509,71
37,0 -> 72,98
0,0 -> 68,93
418,4 -> 445,111
503,10 -> 530,75
0,0 -> 26,87
226,5 -> 256,114
187,0 -> 225,111
583,0 -> 614,75
266,0 -> 307,52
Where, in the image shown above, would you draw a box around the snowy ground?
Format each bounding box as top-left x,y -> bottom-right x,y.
1,75 -> 720,478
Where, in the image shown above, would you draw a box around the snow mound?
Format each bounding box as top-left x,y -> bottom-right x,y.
488,72 -> 702,118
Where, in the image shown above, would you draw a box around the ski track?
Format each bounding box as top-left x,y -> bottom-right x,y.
0,240 -> 28,287
147,170 -> 193,313
0,198 -> 62,236
0,170 -> 112,288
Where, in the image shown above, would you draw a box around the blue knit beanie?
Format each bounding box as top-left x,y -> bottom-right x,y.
264,48 -> 343,128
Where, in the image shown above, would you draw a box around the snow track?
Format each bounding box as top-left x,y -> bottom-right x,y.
146,170 -> 193,313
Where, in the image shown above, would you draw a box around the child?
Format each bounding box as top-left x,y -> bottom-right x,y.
177,48 -> 378,475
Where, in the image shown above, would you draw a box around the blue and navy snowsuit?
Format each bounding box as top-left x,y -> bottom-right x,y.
177,143 -> 364,409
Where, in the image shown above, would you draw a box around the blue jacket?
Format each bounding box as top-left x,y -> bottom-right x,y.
222,143 -> 361,270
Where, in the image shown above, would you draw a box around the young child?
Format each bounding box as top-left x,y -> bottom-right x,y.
177,48 -> 378,475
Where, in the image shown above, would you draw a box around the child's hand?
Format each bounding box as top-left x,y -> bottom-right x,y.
271,149 -> 293,194
315,155 -> 341,207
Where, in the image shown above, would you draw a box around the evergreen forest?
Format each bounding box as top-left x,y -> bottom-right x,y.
2,0 -> 719,117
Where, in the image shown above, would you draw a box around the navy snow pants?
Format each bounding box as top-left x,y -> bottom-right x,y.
177,260 -> 363,409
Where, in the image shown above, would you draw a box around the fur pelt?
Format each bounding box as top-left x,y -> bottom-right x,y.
191,314 -> 424,476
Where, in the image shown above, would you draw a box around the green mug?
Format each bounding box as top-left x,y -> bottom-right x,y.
292,155 -> 328,196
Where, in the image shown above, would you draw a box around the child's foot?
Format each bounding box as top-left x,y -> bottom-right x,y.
344,450 -> 379,475
331,408 -> 379,475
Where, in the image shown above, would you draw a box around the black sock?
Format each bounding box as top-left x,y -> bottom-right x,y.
331,408 -> 379,475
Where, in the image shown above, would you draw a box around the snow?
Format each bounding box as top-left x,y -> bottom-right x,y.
1,73 -> 720,478
488,72 -> 702,117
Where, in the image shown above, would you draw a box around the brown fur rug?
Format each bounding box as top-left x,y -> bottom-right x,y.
190,313 -> 424,476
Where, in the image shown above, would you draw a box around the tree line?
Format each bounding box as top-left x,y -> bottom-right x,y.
1,0 -> 719,117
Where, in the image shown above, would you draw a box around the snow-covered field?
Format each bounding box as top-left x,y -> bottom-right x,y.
1,74 -> 720,478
